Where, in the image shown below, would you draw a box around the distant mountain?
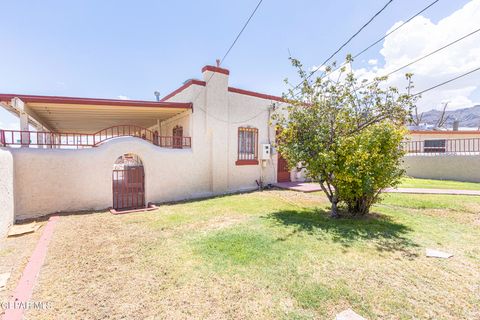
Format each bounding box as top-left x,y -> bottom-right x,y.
419,105 -> 480,128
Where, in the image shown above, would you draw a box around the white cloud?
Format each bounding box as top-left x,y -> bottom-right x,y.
117,95 -> 130,100
367,59 -> 378,66
353,0 -> 480,112
0,109 -> 20,130
310,65 -> 327,73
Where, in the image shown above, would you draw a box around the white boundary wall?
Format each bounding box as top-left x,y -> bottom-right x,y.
403,155 -> 480,182
0,148 -> 14,237
10,137 -> 214,220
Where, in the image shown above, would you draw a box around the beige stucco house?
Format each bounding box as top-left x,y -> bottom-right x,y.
2,64 -> 480,237
0,65 -> 301,236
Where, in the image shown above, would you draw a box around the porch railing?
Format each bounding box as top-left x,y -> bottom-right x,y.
402,138 -> 480,155
0,125 -> 191,149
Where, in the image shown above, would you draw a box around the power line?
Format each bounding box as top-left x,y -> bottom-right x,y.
414,66 -> 480,96
231,109 -> 268,124
352,0 -> 440,60
358,27 -> 480,89
297,0 -> 394,88
191,0 -> 270,124
382,28 -> 480,79
220,0 -> 264,65
290,0 -> 440,97
325,0 -> 440,77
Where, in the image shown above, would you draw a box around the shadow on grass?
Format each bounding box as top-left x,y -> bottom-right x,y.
267,208 -> 418,255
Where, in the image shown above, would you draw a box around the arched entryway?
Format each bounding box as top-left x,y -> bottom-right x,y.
112,153 -> 145,210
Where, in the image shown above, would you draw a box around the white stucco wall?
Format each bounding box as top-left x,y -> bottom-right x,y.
0,148 -> 14,237
164,69 -> 289,192
226,92 -> 277,191
159,111 -> 191,137
403,154 -> 480,182
11,137 -> 212,220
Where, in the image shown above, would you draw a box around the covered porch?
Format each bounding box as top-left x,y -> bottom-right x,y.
0,94 -> 192,149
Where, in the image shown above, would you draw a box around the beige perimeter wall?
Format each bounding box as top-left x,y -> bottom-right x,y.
403,155 -> 480,182
10,137 -> 213,220
0,148 -> 14,238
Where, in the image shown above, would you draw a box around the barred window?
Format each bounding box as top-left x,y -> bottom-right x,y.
424,139 -> 446,153
236,127 -> 258,165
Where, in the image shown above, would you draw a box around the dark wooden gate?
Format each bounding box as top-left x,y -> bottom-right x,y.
277,153 -> 291,182
112,165 -> 145,210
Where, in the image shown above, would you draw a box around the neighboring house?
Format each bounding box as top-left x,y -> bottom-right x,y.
0,65 -> 304,233
403,130 -> 480,183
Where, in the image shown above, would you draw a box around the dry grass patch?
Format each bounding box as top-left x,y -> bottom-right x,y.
22,190 -> 480,319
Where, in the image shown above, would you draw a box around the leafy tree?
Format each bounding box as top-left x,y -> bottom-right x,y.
273,56 -> 417,217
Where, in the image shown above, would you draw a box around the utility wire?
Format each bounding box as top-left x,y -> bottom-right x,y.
357,27 -> 480,89
220,0 -> 264,65
191,0 -> 271,124
382,28 -> 480,79
353,0 -> 440,60
293,0 -> 395,91
290,0 -> 439,97
413,66 -> 480,96
326,0 -> 441,77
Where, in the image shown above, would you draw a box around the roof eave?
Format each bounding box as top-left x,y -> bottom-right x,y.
0,94 -> 192,109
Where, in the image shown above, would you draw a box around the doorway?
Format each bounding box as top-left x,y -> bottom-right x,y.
277,153 -> 291,182
172,125 -> 183,149
112,154 -> 145,210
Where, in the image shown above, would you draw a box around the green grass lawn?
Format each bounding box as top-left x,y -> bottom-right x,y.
400,177 -> 480,190
27,190 -> 480,319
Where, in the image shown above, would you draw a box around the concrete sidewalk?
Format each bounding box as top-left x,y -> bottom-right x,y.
383,187 -> 480,196
273,182 -> 480,196
272,182 -> 322,193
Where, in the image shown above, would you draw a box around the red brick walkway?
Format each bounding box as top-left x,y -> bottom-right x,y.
2,216 -> 59,320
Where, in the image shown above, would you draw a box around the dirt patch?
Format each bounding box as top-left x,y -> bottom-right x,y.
264,189 -> 330,208
152,274 -> 276,319
412,207 -> 480,226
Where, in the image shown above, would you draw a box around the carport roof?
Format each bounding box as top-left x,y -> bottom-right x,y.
0,94 -> 192,133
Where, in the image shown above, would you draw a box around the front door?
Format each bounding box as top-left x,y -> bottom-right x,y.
277,153 -> 291,182
173,126 -> 183,149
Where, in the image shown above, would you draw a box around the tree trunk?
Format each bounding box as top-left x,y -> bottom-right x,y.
350,197 -> 370,216
330,194 -> 339,218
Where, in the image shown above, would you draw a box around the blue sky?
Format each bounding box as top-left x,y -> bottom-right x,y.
0,0 -> 476,129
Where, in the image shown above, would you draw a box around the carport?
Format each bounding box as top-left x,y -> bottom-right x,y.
0,94 -> 192,148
